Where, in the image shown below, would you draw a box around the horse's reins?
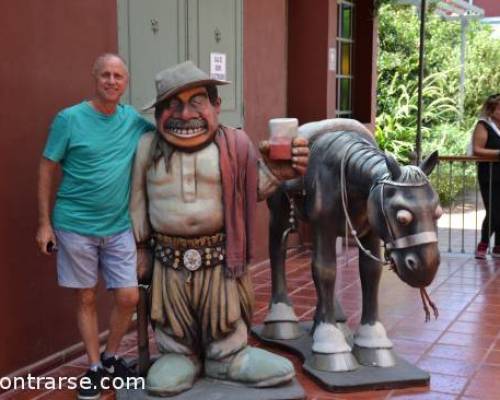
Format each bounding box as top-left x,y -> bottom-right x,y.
339,140 -> 438,321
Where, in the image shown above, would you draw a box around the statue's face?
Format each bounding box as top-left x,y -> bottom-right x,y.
157,86 -> 221,149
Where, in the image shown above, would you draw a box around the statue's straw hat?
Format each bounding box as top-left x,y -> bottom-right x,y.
142,60 -> 230,111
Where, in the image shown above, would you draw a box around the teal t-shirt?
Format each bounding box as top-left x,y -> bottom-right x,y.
43,101 -> 155,236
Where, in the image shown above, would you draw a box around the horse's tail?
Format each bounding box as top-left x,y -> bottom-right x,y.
298,118 -> 373,144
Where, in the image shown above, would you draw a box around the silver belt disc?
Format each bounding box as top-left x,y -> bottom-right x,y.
183,249 -> 202,271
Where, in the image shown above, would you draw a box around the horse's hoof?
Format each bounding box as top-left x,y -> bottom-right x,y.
309,322 -> 358,371
336,322 -> 354,347
262,303 -> 303,339
312,322 -> 351,353
264,302 -> 299,323
354,322 -> 393,348
311,351 -> 359,372
261,321 -> 304,340
352,345 -> 396,367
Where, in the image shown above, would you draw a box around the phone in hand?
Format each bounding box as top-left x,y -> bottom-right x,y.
47,241 -> 58,253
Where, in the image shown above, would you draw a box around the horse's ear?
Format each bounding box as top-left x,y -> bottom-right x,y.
385,153 -> 402,180
419,151 -> 439,176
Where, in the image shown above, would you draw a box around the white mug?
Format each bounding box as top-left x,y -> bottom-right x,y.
268,118 -> 298,160
269,118 -> 298,139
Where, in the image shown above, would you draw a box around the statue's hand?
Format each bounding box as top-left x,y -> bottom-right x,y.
259,137 -> 309,180
36,223 -> 56,256
137,247 -> 153,285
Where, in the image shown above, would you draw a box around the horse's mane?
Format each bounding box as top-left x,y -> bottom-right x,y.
311,129 -> 428,190
299,118 -> 373,143
300,119 -> 430,190
397,165 -> 429,184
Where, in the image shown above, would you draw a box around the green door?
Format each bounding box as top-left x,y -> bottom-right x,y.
117,0 -> 243,127
187,0 -> 242,127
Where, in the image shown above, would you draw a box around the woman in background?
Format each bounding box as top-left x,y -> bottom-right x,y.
473,93 -> 500,259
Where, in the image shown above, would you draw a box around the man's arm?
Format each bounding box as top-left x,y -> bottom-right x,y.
130,134 -> 153,242
36,157 -> 58,255
130,133 -> 154,283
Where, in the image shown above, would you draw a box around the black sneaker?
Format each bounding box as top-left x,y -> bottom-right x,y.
101,353 -> 136,379
78,368 -> 104,400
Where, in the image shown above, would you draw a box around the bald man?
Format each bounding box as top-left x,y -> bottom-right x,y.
36,53 -> 154,400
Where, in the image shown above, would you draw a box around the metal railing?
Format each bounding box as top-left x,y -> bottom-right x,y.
435,155 -> 498,254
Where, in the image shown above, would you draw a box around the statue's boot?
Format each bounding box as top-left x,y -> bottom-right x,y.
146,353 -> 201,397
205,346 -> 295,387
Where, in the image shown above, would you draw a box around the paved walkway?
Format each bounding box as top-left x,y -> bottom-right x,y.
438,207 -> 486,254
1,249 -> 500,399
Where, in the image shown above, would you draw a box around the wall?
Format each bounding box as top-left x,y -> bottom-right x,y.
0,0 -> 118,377
243,0 -> 289,261
288,0 -> 332,123
287,0 -> 377,126
0,0 -> 377,377
352,1 -> 377,129
0,0 -> 289,375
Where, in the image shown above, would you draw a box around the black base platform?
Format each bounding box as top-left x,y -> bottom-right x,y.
251,321 -> 430,392
116,377 -> 305,400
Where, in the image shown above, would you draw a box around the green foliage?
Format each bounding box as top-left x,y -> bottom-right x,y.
430,161 -> 476,206
374,0 -> 398,14
377,5 -> 500,158
376,4 -> 500,203
463,26 -> 500,120
423,123 -> 476,205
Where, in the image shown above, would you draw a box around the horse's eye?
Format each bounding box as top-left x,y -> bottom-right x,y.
396,209 -> 413,225
434,205 -> 443,219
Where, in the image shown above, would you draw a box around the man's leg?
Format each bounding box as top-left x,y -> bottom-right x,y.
54,230 -> 100,366
105,287 -> 139,353
100,229 -> 138,354
54,230 -> 104,399
99,229 -> 139,377
76,288 -> 100,365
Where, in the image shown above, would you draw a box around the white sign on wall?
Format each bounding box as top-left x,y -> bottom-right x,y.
329,47 -> 336,72
210,52 -> 227,80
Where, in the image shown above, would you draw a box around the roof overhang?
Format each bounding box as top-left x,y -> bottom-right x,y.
397,0 -> 485,20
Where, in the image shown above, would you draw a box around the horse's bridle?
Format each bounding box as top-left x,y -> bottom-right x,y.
339,145 -> 437,264
339,144 -> 439,321
373,172 -> 438,252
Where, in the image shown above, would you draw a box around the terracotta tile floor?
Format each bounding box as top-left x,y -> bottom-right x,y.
2,248 -> 500,399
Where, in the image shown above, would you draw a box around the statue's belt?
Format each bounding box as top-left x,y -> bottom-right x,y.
151,232 -> 226,272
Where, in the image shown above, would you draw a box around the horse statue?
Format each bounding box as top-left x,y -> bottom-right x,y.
261,119 -> 442,373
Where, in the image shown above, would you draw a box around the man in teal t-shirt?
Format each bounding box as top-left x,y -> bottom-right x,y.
36,53 -> 154,400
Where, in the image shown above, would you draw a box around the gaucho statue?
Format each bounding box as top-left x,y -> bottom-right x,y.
130,61 -> 309,396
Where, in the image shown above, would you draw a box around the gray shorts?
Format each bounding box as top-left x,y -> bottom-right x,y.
54,229 -> 138,289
